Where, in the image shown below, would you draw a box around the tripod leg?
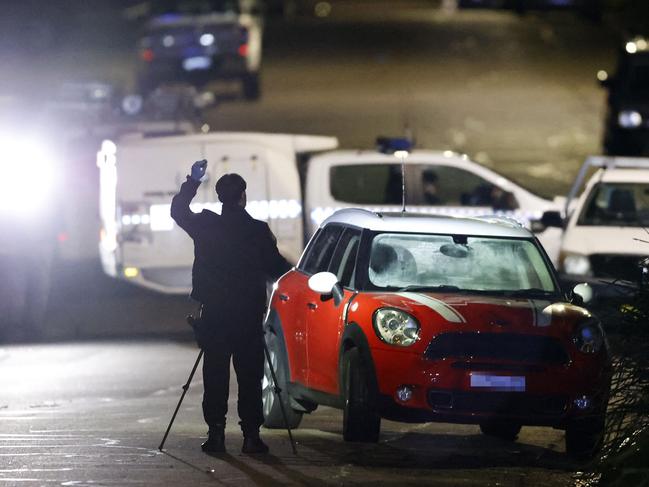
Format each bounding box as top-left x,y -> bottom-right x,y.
263,340 -> 298,455
158,349 -> 204,451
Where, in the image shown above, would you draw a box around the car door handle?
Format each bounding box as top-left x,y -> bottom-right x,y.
307,302 -> 317,310
279,294 -> 289,301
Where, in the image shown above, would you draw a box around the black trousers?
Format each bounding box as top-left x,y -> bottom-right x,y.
200,305 -> 265,435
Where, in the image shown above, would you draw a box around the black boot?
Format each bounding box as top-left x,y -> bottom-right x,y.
201,426 -> 225,454
241,433 -> 269,454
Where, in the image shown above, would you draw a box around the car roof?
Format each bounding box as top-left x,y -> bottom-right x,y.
321,208 -> 533,238
596,168 -> 649,184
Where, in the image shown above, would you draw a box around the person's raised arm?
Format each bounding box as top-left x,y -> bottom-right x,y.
170,159 -> 207,238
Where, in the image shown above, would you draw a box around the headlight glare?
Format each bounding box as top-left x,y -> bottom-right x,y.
573,320 -> 604,354
618,110 -> 643,128
373,308 -> 420,347
563,254 -> 591,276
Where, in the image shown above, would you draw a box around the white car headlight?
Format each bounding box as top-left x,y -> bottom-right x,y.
563,254 -> 591,276
618,110 -> 643,128
0,135 -> 55,215
373,308 -> 420,347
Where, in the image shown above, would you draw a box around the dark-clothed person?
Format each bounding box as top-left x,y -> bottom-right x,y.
171,162 -> 291,454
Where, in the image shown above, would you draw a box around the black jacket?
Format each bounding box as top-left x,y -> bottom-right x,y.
170,177 -> 292,315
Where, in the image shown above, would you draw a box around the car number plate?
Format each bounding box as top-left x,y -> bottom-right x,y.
470,373 -> 525,392
182,56 -> 212,71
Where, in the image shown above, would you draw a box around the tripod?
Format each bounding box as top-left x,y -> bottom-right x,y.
158,338 -> 298,454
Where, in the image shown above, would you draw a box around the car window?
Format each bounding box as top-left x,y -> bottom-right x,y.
329,164 -> 518,210
577,182 -> 649,227
367,233 -> 555,294
300,225 -> 343,275
328,228 -> 362,288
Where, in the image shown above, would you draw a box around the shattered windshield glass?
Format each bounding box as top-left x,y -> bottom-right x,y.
367,233 -> 556,295
577,182 -> 649,227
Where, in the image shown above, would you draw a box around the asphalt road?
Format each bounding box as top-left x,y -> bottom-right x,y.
2,4 -> 620,485
0,342 -> 580,486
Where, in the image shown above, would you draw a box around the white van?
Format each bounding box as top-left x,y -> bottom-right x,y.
97,132 -> 337,293
97,133 -> 561,294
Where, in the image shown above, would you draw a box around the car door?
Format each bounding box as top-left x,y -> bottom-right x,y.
278,224 -> 343,386
306,227 -> 362,395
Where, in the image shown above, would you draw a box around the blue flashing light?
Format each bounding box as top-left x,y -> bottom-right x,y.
376,136 -> 413,154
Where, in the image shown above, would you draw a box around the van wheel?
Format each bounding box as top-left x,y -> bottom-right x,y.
565,416 -> 605,460
342,348 -> 380,442
479,421 -> 521,441
262,332 -> 303,429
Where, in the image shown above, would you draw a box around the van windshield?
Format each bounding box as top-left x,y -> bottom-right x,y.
577,182 -> 649,227
367,233 -> 556,296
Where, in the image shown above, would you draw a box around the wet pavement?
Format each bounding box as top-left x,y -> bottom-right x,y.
0,342 -> 580,486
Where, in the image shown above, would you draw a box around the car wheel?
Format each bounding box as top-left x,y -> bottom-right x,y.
262,331 -> 303,429
342,348 -> 380,442
242,73 -> 260,100
479,421 -> 522,441
565,415 -> 605,460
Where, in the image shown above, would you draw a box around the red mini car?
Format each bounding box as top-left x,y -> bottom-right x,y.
262,209 -> 611,459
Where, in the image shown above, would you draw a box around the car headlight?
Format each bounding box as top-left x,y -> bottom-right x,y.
373,308 -> 420,347
0,135 -> 55,215
573,319 -> 605,354
618,110 -> 643,128
562,254 -> 591,276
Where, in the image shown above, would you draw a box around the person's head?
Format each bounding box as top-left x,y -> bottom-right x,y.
215,173 -> 247,207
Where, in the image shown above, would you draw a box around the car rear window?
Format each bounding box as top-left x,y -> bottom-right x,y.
367,233 -> 556,294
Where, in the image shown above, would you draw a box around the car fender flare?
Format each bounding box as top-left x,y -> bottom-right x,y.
339,322 -> 379,400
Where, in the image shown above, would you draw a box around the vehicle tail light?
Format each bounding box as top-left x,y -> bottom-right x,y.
238,44 -> 248,57
141,49 -> 155,62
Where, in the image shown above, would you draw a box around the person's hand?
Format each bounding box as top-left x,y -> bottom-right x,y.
190,159 -> 208,182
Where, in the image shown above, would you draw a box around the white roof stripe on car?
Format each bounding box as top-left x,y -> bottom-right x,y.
397,292 -> 467,323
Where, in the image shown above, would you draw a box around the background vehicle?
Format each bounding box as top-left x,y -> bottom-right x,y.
98,135 -> 563,294
97,131 -> 338,293
557,156 -> 649,296
136,0 -> 263,100
600,36 -> 649,156
262,209 -> 611,459
305,149 -> 563,262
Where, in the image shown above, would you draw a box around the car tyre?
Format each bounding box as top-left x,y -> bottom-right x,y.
262,331 -> 303,429
565,415 -> 605,460
342,348 -> 380,443
479,421 -> 522,441
242,73 -> 261,100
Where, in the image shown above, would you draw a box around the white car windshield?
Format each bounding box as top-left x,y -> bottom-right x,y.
578,182 -> 649,227
368,233 -> 556,295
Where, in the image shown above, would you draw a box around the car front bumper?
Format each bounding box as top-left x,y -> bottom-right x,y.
371,347 -> 610,428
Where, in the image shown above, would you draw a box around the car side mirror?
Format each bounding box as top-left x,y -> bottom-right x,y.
571,283 -> 593,305
308,271 -> 343,306
531,210 -> 564,233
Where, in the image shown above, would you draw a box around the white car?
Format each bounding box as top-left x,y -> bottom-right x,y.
305,149 -> 564,264
557,156 -> 649,295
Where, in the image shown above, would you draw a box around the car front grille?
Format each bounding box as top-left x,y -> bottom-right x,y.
423,332 -> 569,365
589,254 -> 644,283
427,390 -> 568,416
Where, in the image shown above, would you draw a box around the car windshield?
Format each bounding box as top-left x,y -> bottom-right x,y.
152,0 -> 239,15
577,182 -> 649,227
367,233 -> 556,295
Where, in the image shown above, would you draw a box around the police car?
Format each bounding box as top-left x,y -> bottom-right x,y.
262,209 -> 611,459
97,134 -> 561,294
